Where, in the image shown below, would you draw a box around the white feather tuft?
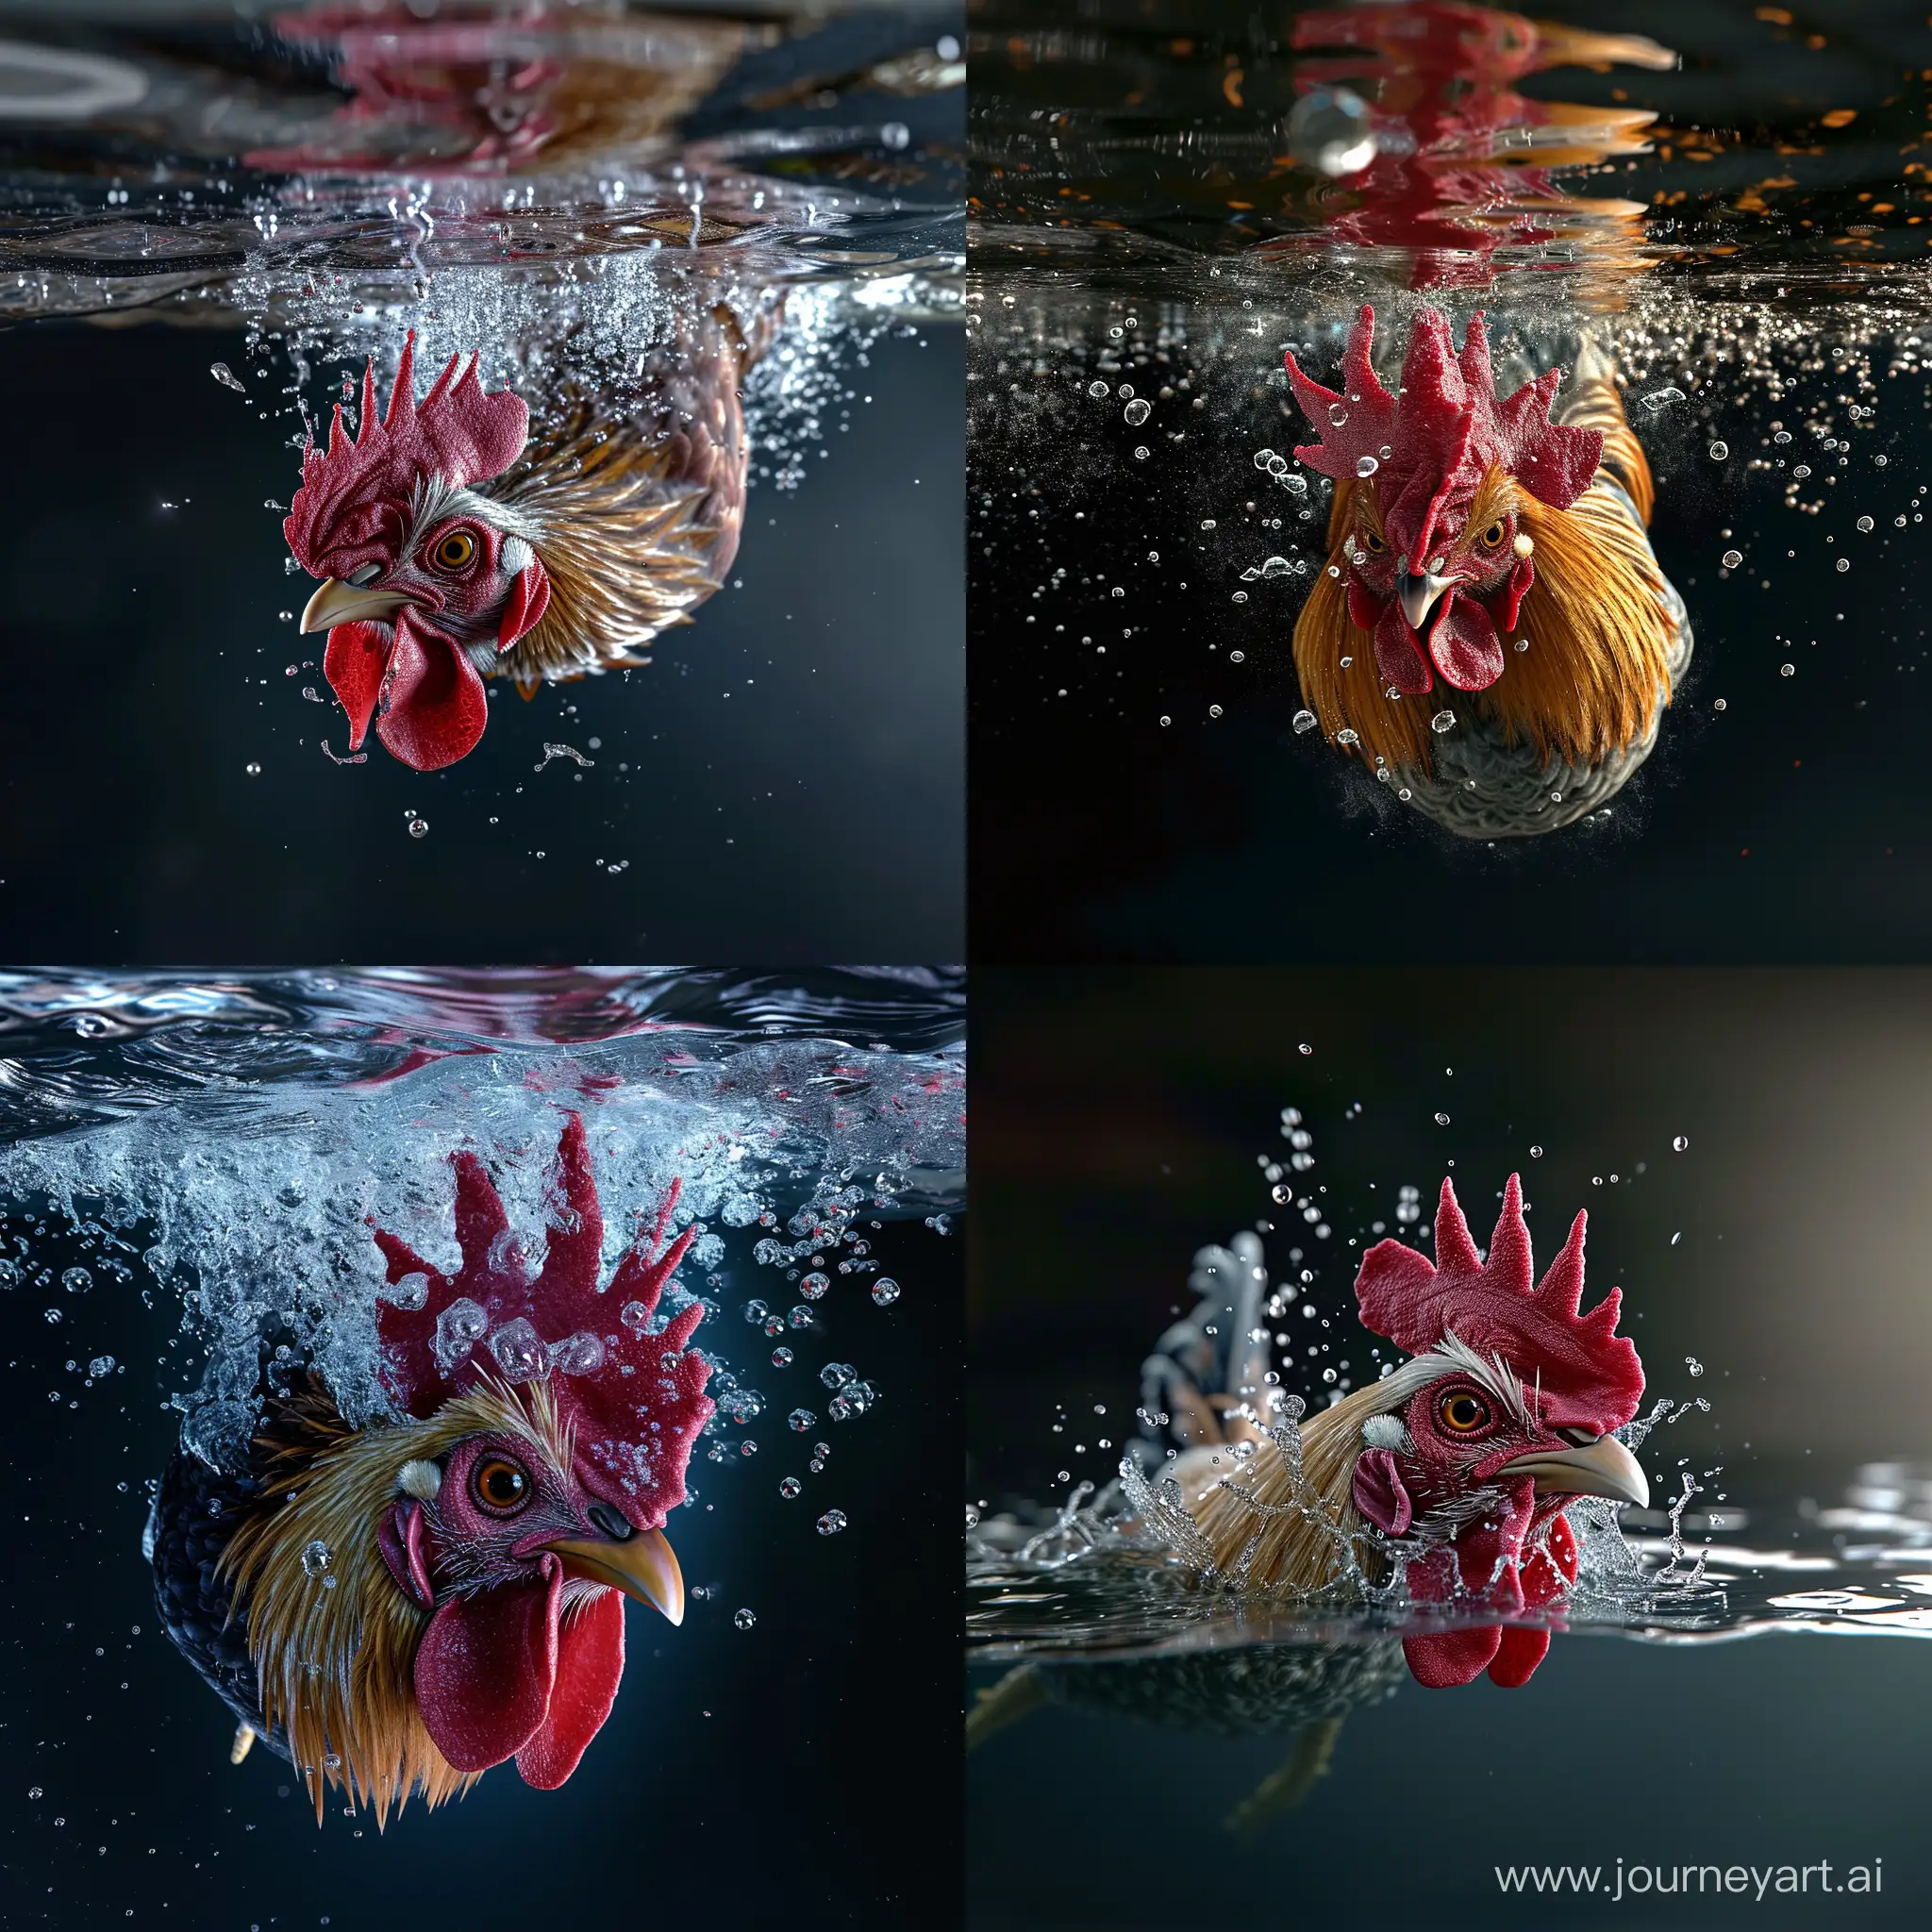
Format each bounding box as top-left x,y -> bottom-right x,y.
396,1458 -> 442,1501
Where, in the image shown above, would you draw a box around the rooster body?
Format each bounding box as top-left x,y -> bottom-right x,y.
286,297 -> 776,770
150,1115 -> 710,1820
1287,305 -> 1690,836
1147,1175 -> 1647,1689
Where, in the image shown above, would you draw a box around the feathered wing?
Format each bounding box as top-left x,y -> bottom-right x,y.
491,292 -> 782,689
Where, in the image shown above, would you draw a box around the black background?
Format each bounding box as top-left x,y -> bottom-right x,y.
0,310 -> 963,961
0,1208 -> 962,1927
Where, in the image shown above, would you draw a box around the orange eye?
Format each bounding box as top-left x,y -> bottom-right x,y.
1479,521 -> 1507,548
472,1455 -> 531,1513
1361,530 -> 1386,553
1437,1389 -> 1491,1435
434,528 -> 477,571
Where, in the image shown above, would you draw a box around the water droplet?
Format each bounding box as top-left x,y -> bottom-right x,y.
1434,1111 -> 1450,1125
789,1407 -> 818,1432
1685,1356 -> 1706,1377
1132,445 -> 1150,460
1200,519 -> 1216,532
1673,1135 -> 1690,1152
301,1540 -> 332,1580
488,1317 -> 548,1382
1088,380 -> 1108,399
1328,404 -> 1349,427
1356,455 -> 1378,477
779,1477 -> 802,1498
1298,1042 -> 1313,1057
799,1272 -> 830,1301
1857,515 -> 1874,533
1124,398 -> 1151,426
771,1346 -> 793,1367
1781,663 -> 1795,676
1835,558 -> 1850,574
1640,387 -> 1686,411
1722,549 -> 1742,569
1430,709 -> 1457,734
88,1355 -> 115,1378
816,1509 -> 848,1536
1292,708 -> 1318,734
620,1300 -> 650,1334
27,1786 -> 42,1799
1708,441 -> 1728,461
1713,697 -> 1727,712
871,1277 -> 901,1307
210,362 -> 246,394
733,1608 -> 756,1630
1335,727 -> 1359,745
1529,1144 -> 1544,1158
549,1330 -> 606,1375
407,817 -> 429,838
1253,448 -> 1277,471
61,1267 -> 91,1294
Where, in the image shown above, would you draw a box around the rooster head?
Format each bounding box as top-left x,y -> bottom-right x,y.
223,1114 -> 711,1816
1285,305 -> 1602,696
285,332 -> 551,771
1348,1173 -> 1646,1689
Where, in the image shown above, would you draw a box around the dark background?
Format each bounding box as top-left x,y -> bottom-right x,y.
0,1208 -> 962,1928
0,311 -> 962,960
968,967 -> 1932,1929
968,0 -> 1932,963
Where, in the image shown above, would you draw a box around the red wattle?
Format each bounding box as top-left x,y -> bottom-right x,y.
1403,1626 -> 1505,1689
375,608 -> 491,772
1486,1626 -> 1552,1688
1427,591 -> 1506,691
1372,599 -> 1433,694
323,621 -> 392,751
515,1588 -> 626,1789
415,1557 -> 559,1773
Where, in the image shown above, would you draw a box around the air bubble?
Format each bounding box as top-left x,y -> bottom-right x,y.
1708,441 -> 1728,460
1430,710 -> 1456,734
1722,549 -> 1742,569
816,1509 -> 848,1536
733,1608 -> 756,1630
1124,398 -> 1151,426
1292,709 -> 1318,733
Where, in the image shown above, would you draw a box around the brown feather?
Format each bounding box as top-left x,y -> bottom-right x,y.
487,294 -> 780,691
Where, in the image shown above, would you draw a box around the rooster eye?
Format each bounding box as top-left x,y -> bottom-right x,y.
1437,1389 -> 1491,1434
1361,530 -> 1385,553
432,528 -> 478,572
471,1455 -> 531,1513
1479,522 -> 1507,548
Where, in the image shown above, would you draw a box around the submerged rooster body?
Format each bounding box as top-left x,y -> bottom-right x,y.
285,303 -> 774,771
1153,1174 -> 1647,1689
1287,305 -> 1690,835
150,1115 -> 711,1819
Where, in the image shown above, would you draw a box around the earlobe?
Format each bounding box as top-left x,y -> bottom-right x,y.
376,1497 -> 437,1609
498,557 -> 551,652
1352,1445 -> 1414,1536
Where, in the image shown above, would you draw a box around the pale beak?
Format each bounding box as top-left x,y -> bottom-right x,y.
1395,567 -> 1456,633
1498,1434 -> 1649,1509
544,1526 -> 685,1624
299,575 -> 408,634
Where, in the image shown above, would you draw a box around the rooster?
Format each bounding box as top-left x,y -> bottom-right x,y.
1158,1174 -> 1648,1688
149,1113 -> 711,1820
1284,303 -> 1691,835
285,301 -> 774,771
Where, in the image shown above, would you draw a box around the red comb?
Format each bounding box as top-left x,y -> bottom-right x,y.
373,1113 -> 712,1534
1283,305 -> 1603,571
284,331 -> 528,577
1354,1174 -> 1643,1434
